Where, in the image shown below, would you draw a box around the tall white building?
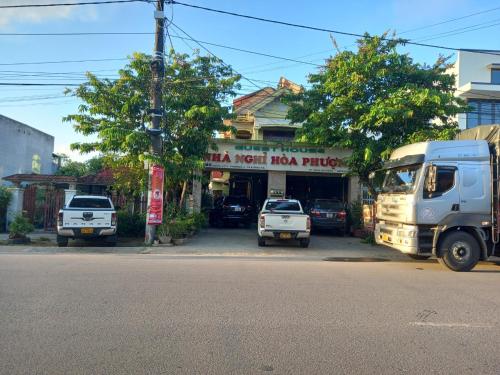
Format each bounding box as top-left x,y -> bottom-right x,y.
451,49 -> 500,129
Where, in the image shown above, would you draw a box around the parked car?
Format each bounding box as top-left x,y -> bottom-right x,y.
57,195 -> 117,247
305,199 -> 348,234
209,195 -> 256,228
258,198 -> 311,247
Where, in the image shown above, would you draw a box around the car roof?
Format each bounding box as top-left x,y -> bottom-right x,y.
72,195 -> 109,199
266,198 -> 300,203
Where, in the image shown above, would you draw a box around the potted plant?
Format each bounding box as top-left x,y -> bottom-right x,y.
8,214 -> 35,244
170,220 -> 187,245
157,223 -> 172,245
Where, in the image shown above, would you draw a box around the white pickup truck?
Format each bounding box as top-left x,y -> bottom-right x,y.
57,195 -> 117,247
258,198 -> 311,248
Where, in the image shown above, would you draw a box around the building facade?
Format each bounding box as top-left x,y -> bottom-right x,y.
205,78 -> 360,207
451,50 -> 500,129
0,114 -> 55,184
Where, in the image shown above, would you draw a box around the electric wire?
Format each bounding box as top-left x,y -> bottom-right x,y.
0,0 -> 151,9
169,1 -> 500,57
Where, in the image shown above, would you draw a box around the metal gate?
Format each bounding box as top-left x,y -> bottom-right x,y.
22,185 -> 37,223
43,188 -> 64,231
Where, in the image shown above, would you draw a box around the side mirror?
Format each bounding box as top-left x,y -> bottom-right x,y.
426,164 -> 437,193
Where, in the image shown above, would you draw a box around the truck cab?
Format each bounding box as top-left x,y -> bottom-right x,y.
375,140 -> 494,271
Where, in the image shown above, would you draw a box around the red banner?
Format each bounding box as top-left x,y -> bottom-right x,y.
147,164 -> 165,225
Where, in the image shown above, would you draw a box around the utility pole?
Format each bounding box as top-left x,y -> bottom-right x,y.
145,0 -> 165,245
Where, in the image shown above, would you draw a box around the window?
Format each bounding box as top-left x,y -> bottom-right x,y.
424,167 -> 455,199
264,200 -> 301,212
466,99 -> 500,129
262,130 -> 295,142
69,197 -> 111,209
492,69 -> 500,84
32,154 -> 41,174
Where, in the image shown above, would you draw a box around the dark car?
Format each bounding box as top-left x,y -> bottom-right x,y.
305,199 -> 348,234
209,195 -> 256,228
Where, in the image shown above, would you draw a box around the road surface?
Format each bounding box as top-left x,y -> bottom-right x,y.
1,253 -> 499,374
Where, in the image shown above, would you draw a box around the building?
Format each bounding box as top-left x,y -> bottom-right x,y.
450,49 -> 500,129
0,114 -> 56,184
204,78 -> 360,207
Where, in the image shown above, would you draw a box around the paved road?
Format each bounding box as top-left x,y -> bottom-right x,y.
1,254 -> 499,375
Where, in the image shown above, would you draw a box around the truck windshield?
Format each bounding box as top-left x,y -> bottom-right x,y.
382,165 -> 421,193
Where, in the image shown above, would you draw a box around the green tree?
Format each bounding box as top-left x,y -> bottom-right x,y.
286,34 -> 467,194
64,51 -> 240,202
55,155 -> 87,177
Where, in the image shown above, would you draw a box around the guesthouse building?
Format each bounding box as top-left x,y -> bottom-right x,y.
204,78 -> 361,207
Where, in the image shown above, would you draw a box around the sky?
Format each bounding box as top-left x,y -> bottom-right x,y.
0,0 -> 499,161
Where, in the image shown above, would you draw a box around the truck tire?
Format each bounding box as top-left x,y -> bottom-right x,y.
299,238 -> 310,248
258,236 -> 266,247
407,254 -> 431,261
437,231 -> 480,272
57,235 -> 68,247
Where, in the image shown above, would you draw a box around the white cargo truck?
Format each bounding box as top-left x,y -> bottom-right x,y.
375,125 -> 500,271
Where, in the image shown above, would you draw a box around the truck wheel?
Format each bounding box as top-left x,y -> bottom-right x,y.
299,238 -> 310,248
57,235 -> 68,247
407,254 -> 431,260
258,236 -> 266,247
438,231 -> 480,272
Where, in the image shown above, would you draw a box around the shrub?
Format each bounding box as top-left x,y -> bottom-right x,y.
0,186 -> 11,211
168,220 -> 189,239
116,210 -> 145,237
9,215 -> 34,239
0,186 -> 11,233
348,201 -> 363,230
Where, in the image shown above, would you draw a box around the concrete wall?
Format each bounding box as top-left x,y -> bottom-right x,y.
454,50 -> 500,129
0,115 -> 54,183
456,50 -> 500,88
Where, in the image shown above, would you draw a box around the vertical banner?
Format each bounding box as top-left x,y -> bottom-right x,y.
147,164 -> 165,225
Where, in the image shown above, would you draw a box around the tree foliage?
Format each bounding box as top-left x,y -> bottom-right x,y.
286,34 -> 467,192
64,51 -> 240,198
55,155 -> 105,177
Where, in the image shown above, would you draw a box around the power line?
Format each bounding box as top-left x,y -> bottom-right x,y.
170,0 -> 500,57
0,57 -> 129,66
399,5 -> 500,35
0,32 -> 152,36
416,19 -> 500,42
0,0 -> 150,9
170,22 -> 263,90
0,32 -> 322,67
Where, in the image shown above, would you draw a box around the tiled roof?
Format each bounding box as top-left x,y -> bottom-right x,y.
2,174 -> 77,184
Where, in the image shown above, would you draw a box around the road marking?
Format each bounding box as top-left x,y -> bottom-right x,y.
409,322 -> 494,328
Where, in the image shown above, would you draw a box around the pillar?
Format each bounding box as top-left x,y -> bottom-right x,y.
267,171 -> 286,198
64,189 -> 77,205
191,172 -> 202,214
348,175 -> 361,203
6,187 -> 24,226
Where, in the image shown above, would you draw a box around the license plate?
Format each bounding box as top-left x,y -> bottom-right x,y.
327,213 -> 333,218
280,232 -> 292,239
382,233 -> 390,242
81,228 -> 94,234
234,207 -> 242,212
